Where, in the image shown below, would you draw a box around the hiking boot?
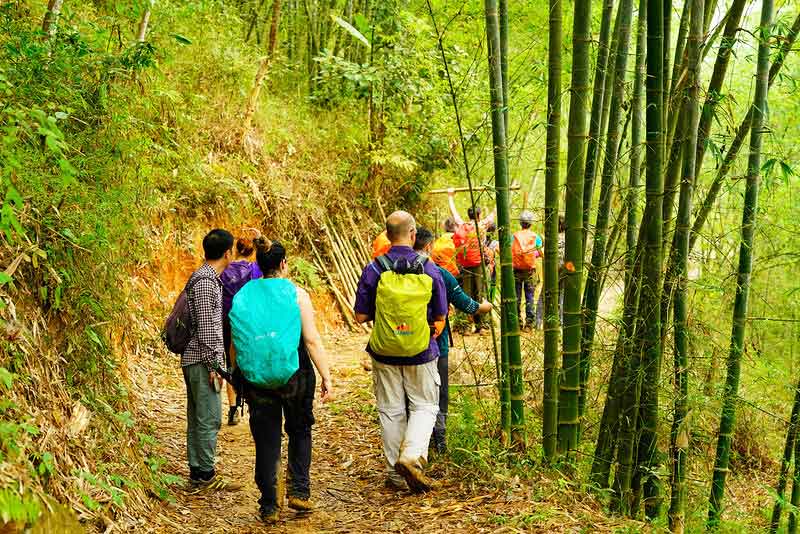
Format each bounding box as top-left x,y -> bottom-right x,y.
394,457 -> 440,493
259,508 -> 280,524
227,406 -> 239,426
431,429 -> 447,455
192,474 -> 243,493
287,496 -> 314,512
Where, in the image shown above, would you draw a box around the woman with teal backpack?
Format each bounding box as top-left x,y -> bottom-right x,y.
229,239 -> 333,524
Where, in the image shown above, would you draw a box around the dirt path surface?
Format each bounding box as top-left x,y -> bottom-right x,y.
141,331 -> 523,533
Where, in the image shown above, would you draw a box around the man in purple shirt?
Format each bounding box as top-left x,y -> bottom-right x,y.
355,211 -> 447,493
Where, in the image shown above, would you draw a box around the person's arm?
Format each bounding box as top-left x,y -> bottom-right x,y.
297,288 -> 333,402
447,189 -> 464,226
479,210 -> 497,230
354,263 -> 377,323
443,268 -> 491,315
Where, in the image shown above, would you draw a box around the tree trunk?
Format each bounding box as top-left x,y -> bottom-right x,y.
707,0 -> 772,525
136,0 -> 154,43
242,0 -> 283,128
42,0 -> 65,38
580,0 -> 616,253
770,376 -> 800,534
667,0 -> 703,532
578,0 -> 633,427
557,0 -> 591,457
542,0 -> 562,462
635,0 -> 666,517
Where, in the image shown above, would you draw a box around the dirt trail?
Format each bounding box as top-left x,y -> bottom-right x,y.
141,331 -> 517,533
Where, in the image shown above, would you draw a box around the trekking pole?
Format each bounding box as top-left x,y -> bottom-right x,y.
426,1 -> 501,387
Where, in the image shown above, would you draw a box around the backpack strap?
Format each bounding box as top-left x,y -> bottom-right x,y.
411,254 -> 428,274
375,254 -> 394,273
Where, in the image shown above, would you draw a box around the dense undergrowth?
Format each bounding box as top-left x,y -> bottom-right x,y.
0,1 -> 443,528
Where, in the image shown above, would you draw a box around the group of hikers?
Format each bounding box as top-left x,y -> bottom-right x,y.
164,190 -> 562,524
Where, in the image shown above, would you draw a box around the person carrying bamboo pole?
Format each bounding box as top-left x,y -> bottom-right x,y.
511,211 -> 543,331
447,188 -> 495,334
354,211 -> 447,492
414,227 -> 492,453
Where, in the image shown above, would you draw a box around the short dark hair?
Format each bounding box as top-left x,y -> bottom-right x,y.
203,229 -> 234,260
467,206 -> 481,221
520,221 -> 531,229
256,239 -> 286,275
413,226 -> 435,251
444,218 -> 457,233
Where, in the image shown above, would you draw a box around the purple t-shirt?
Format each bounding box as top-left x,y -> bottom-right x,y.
354,245 -> 448,365
220,260 -> 263,318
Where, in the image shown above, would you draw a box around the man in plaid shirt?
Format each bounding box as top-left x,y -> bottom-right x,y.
182,229 -> 239,489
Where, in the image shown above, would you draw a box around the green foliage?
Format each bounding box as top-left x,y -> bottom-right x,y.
0,488 -> 41,526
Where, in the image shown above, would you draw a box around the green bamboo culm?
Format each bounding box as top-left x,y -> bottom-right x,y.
589,0 -> 646,490
542,0 -> 562,461
707,0 -> 773,526
578,0 -> 633,426
424,0 -> 506,443
667,0 -> 704,531
790,420 -> 800,534
557,0 -> 591,456
689,12 -> 800,255
580,0 -> 615,254
634,0 -> 666,517
770,376 -> 800,534
483,0 -> 524,446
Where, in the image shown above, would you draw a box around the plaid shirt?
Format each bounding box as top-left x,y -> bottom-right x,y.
181,263 -> 225,370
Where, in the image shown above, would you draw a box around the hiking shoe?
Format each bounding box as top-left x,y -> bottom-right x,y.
288,496 -> 314,512
192,474 -> 242,493
259,508 -> 280,524
394,457 -> 440,493
227,406 -> 239,426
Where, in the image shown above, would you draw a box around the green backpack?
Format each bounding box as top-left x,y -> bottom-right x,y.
369,254 -> 433,357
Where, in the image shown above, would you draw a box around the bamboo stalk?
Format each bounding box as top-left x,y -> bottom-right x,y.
326,217 -> 357,275
427,184 -> 520,195
323,225 -> 358,299
346,212 -> 372,264
707,0 -> 773,524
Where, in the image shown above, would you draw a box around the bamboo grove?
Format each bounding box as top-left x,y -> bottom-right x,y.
473,0 -> 799,529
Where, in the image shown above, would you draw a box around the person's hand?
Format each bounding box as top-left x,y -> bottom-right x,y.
320,376 -> 334,403
447,187 -> 455,197
477,299 -> 493,314
208,370 -> 222,390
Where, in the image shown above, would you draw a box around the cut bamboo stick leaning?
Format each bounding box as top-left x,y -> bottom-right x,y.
427,184 -> 520,195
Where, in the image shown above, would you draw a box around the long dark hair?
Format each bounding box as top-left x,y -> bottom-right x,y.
255,238 -> 286,276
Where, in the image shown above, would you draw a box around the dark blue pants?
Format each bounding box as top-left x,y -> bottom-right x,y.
514,269 -> 538,326
246,369 -> 315,513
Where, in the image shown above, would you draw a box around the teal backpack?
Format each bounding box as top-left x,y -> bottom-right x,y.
229,278 -> 302,389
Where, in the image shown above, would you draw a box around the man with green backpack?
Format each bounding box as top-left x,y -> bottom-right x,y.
354,211 -> 448,493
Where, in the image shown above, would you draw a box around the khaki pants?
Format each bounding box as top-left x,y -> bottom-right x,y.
372,359 -> 440,481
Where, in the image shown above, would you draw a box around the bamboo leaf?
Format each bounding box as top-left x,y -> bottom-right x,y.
331,15 -> 370,49
171,33 -> 192,45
